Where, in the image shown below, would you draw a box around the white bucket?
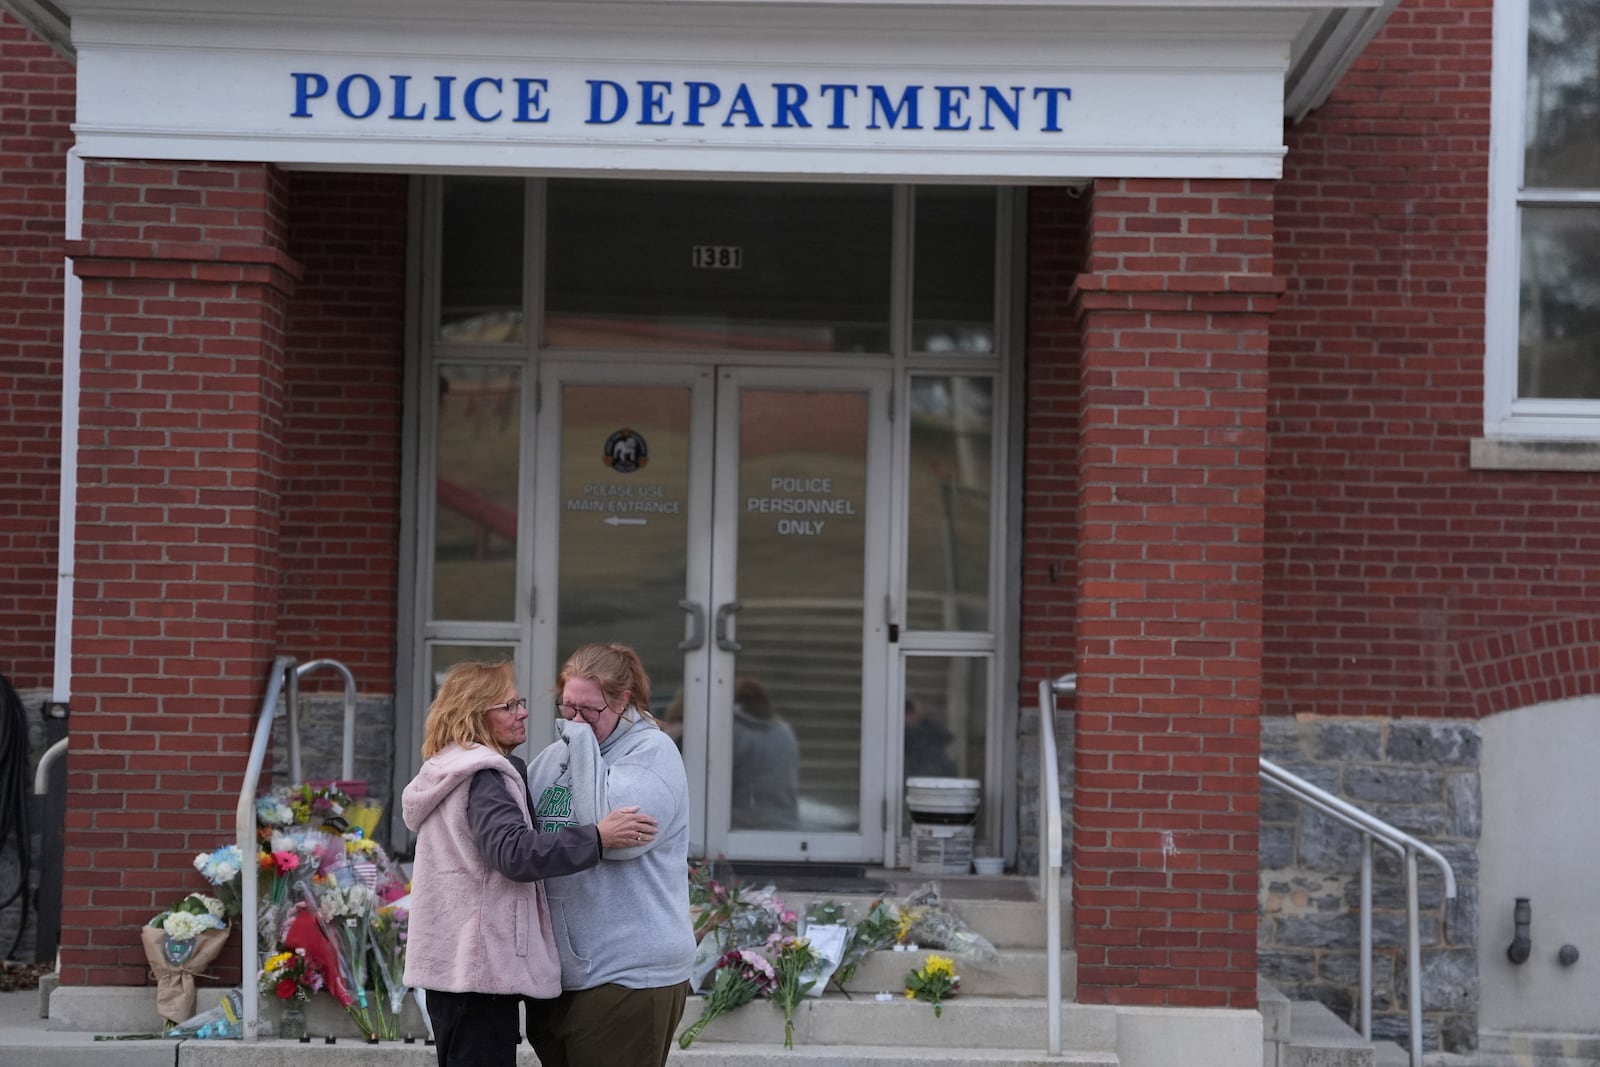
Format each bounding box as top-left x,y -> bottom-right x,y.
972,855 -> 1005,876
904,776 -> 981,819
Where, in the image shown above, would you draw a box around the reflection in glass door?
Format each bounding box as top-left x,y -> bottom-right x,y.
532,364 -> 888,862
708,368 -> 889,861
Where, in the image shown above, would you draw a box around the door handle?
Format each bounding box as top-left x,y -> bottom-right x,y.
678,600 -> 706,651
714,601 -> 744,652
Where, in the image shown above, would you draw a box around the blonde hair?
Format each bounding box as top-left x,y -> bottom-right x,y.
556,643 -> 656,724
422,660 -> 516,758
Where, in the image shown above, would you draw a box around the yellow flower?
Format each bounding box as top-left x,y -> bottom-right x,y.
263,952 -> 292,972
924,955 -> 955,979
905,989 -> 915,999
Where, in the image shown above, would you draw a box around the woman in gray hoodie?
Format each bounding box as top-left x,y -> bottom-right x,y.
525,643 -> 697,1067
402,660 -> 657,1067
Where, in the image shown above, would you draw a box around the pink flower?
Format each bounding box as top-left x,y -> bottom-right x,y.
273,851 -> 300,874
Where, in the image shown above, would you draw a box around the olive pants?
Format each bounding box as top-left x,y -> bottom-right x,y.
524,981 -> 690,1067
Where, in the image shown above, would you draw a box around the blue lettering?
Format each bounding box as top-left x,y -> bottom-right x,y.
390,75 -> 425,121
291,72 -> 328,118
514,78 -> 549,123
819,84 -> 858,129
337,74 -> 381,119
773,83 -> 811,128
981,86 -> 1022,131
868,85 -> 921,129
434,76 -> 457,121
464,77 -> 503,122
685,82 -> 721,127
638,80 -> 674,125
1032,86 -> 1072,132
587,80 -> 629,124
722,83 -> 763,127
935,85 -> 970,131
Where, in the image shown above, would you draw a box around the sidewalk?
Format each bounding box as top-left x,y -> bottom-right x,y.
0,985 -> 174,1066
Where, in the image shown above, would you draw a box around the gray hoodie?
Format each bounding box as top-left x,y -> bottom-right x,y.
526,714 -> 696,990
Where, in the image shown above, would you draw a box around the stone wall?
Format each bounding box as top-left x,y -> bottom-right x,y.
1016,703 -> 1073,878
1258,715 -> 1480,1052
268,695 -> 397,844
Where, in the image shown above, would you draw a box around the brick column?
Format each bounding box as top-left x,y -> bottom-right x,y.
60,161 -> 299,985
1070,178 -> 1279,1009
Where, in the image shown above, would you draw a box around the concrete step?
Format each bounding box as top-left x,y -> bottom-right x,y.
777,886 -> 1070,950
842,946 -> 1076,1000
672,993 -> 1118,1052
669,1044 -> 1118,1066
1281,1000 -> 1374,1067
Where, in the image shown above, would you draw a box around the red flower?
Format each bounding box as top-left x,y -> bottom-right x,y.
276,978 -> 298,1000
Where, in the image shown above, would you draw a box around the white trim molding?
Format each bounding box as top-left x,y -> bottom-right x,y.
44,0 -> 1393,181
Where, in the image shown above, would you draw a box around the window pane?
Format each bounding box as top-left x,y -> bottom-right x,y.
902,655 -> 990,826
1524,0 -> 1600,190
544,180 -> 891,352
731,388 -> 870,832
429,644 -> 516,699
1519,206 -> 1600,399
433,365 -> 520,619
555,384 -> 693,694
440,177 -> 524,342
913,187 -> 997,353
906,376 -> 993,631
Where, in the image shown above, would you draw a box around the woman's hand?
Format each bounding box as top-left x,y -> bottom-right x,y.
597,805 -> 658,850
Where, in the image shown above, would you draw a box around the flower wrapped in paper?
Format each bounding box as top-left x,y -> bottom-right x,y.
142,893 -> 231,1025
900,884 -> 999,968
830,898 -> 900,993
311,878 -> 381,1037
687,884 -> 794,991
281,901 -> 352,1009
677,949 -> 775,1049
365,899 -> 410,1040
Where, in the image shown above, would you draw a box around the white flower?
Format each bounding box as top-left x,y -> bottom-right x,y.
316,883 -> 378,921
200,896 -> 226,919
162,910 -> 223,940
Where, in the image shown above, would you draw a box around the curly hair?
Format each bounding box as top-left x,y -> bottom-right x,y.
421,660 -> 516,758
556,643 -> 655,720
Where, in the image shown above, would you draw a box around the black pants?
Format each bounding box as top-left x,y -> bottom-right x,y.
424,988 -> 523,1067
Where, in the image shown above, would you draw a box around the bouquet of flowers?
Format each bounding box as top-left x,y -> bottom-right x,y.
259,948 -> 320,1003
900,885 -> 999,967
688,884 -> 794,991
313,879 -> 381,1037
831,898 -> 900,993
678,949 -> 775,1049
192,845 -> 244,920
142,893 -> 232,1025
366,901 -> 410,1040
904,954 -> 959,1017
770,936 -> 819,1048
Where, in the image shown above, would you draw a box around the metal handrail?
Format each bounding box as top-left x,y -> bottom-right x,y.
1260,757 -> 1456,1067
293,658 -> 358,783
1037,672 -> 1074,1056
237,654 -> 360,1041
33,736 -> 69,795
238,656 -> 296,1044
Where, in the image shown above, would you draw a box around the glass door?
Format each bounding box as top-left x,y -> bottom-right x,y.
531,362 -> 889,862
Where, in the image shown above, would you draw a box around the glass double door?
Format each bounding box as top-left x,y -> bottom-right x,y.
531,362 -> 890,862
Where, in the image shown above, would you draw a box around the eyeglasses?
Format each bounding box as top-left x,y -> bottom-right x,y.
556,700 -> 611,722
486,697 -> 528,715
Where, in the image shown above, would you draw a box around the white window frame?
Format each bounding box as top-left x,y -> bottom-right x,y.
1485,0 -> 1600,441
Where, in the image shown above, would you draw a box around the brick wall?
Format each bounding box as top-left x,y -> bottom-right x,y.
276,172 -> 407,688
0,11 -> 73,693
60,160 -> 298,984
1068,178 -> 1276,1009
1265,0 -> 1600,720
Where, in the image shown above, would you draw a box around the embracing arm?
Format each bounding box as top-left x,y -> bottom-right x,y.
467,770 -> 601,882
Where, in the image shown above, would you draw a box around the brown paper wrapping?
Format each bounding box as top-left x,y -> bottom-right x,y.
141,923 -> 231,1025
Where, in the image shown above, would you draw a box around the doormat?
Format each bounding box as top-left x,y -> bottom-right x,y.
724,862 -> 895,895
